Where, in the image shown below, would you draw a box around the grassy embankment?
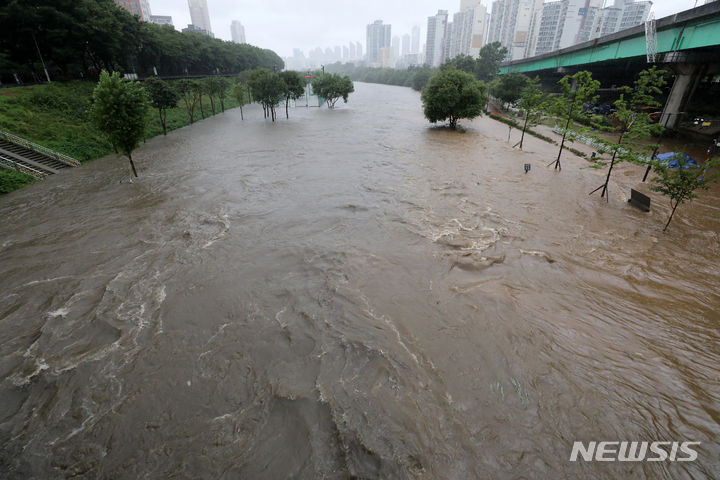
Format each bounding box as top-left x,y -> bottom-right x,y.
0,81 -> 244,194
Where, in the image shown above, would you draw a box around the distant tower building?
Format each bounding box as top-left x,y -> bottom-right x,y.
150,15 -> 174,26
401,34 -> 411,56
343,45 -> 349,60
356,41 -> 363,59
411,25 -> 421,53
188,0 -> 212,36
349,42 -> 357,59
426,10 -> 449,67
392,36 -> 400,59
366,20 -> 391,65
231,21 -> 246,43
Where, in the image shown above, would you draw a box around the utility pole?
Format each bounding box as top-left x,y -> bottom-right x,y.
32,32 -> 51,83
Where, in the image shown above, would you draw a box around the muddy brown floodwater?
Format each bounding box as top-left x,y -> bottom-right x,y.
1,82 -> 719,479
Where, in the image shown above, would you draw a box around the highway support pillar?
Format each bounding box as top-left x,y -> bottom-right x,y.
661,64 -> 704,129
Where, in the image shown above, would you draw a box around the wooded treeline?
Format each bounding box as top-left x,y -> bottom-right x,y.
0,0 -> 284,84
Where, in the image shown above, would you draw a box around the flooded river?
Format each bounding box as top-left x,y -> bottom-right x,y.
1,82 -> 719,479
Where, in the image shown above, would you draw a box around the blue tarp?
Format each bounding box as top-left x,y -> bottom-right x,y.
655,152 -> 698,169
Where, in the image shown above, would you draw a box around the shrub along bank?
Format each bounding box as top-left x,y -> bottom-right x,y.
0,80 -> 243,194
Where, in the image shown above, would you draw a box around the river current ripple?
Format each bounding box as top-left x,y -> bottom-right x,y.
1,83 -> 718,479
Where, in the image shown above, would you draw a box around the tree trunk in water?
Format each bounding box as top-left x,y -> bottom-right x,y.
209,97 -> 215,115
286,97 -> 289,119
240,105 -> 244,120
128,152 -> 138,178
220,99 -> 225,112
519,111 -> 529,150
664,201 -> 679,231
600,153 -> 617,199
160,109 -> 167,136
552,116 -> 572,171
592,131 -> 624,199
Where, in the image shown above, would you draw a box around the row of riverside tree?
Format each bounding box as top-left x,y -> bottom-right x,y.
420,63 -> 719,231
0,0 -> 283,84
90,68 -> 354,176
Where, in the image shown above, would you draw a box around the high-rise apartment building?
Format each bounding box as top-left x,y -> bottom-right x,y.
528,0 -> 650,57
356,42 -> 363,59
447,1 -> 488,59
230,20 -> 246,43
392,36 -> 401,59
426,10 -> 449,67
366,20 -> 392,65
489,0 -> 543,60
188,0 -> 212,36
617,0 -> 652,31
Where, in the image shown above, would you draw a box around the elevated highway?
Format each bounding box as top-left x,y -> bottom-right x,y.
500,2 -> 720,128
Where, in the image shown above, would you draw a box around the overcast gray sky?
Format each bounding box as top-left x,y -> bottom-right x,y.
147,0 -> 700,57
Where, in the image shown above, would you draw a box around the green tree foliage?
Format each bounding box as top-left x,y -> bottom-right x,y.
589,67 -> 667,199
441,54 -> 477,75
421,67 -> 488,129
490,72 -> 531,108
324,64 -> 434,92
0,0 -> 283,83
547,71 -> 600,170
0,169 -> 36,194
249,68 -> 286,121
475,42 -> 508,82
143,77 -> 178,136
440,43 -> 508,82
279,70 -> 305,118
90,70 -> 149,177
311,73 -> 354,108
232,82 -> 249,120
176,79 -> 200,124
214,77 -> 230,112
515,76 -> 546,150
650,156 -> 720,231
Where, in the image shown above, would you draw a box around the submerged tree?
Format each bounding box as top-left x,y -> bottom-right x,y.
143,77 -> 178,136
214,77 -> 230,112
650,155 -> 720,231
232,82 -> 248,120
176,79 -> 200,124
311,73 -> 354,108
589,66 -> 667,200
279,70 -> 305,118
515,76 -> 546,150
547,71 -> 599,170
248,68 -> 286,121
91,70 -> 149,177
421,67 -> 487,130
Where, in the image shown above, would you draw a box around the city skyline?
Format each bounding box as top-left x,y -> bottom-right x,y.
145,0 -> 696,57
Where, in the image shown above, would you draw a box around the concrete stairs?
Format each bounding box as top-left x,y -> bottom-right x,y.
0,130 -> 80,179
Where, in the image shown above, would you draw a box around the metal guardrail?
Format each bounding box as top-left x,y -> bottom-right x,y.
0,154 -> 47,179
0,130 -> 80,167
